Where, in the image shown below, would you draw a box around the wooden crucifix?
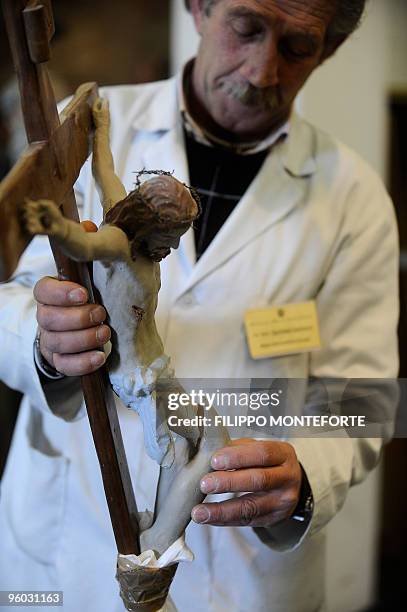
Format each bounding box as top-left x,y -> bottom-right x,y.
0,0 -> 140,556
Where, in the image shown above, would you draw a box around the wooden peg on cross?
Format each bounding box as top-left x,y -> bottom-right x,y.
0,0 -> 140,555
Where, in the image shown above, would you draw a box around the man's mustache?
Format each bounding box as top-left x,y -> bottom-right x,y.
219,79 -> 280,110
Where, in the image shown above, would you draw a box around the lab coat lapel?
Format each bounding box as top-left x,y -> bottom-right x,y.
177,114 -> 317,295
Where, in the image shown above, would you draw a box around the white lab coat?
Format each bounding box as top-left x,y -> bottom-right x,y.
0,75 -> 399,612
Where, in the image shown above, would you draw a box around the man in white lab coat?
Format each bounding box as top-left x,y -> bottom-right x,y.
0,1 -> 399,611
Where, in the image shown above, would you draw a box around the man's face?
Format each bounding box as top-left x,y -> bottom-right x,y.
190,0 -> 338,140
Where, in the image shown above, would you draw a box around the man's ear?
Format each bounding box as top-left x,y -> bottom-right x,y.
188,0 -> 206,34
320,35 -> 348,62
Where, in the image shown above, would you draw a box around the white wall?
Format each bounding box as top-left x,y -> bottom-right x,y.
170,1 -> 407,610
300,0 -> 407,180
170,0 -> 199,75
300,4 -> 407,610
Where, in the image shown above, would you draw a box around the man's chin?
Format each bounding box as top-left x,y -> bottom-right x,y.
216,114 -> 278,142
216,99 -> 290,140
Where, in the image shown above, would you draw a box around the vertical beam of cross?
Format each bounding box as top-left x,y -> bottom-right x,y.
1,0 -> 140,555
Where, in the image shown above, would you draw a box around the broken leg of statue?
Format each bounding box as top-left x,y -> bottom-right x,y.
117,392 -> 230,611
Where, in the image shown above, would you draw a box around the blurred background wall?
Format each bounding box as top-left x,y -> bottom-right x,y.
0,0 -> 170,169
1,1 -> 406,610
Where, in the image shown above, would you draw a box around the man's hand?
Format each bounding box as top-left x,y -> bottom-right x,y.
191,439 -> 302,527
34,220 -> 111,376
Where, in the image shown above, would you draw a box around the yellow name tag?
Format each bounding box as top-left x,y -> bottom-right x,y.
244,301 -> 321,359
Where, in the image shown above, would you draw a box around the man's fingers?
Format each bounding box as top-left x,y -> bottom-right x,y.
33,269 -> 110,377
34,276 -> 88,307
211,441 -> 288,470
40,326 -> 111,355
53,350 -> 106,377
191,491 -> 294,527
200,466 -> 286,494
228,438 -> 256,445
37,303 -> 106,331
40,344 -> 56,369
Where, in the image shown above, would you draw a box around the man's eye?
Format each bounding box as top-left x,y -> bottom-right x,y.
231,18 -> 263,39
281,41 -> 315,60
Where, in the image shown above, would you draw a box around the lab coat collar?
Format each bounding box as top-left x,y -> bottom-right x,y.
130,72 -> 317,179
281,112 -> 317,177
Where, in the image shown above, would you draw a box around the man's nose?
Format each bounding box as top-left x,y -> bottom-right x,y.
240,36 -> 279,89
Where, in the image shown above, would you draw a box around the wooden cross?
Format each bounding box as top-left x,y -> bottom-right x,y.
0,0 -> 140,555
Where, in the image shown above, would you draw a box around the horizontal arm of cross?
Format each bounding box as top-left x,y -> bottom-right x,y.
0,82 -> 98,281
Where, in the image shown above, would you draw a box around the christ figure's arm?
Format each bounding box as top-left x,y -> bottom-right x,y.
24,198 -> 130,262
92,98 -> 127,215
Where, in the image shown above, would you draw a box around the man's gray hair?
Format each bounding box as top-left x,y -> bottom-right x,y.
184,0 -> 217,16
184,0 -> 367,41
327,0 -> 367,40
